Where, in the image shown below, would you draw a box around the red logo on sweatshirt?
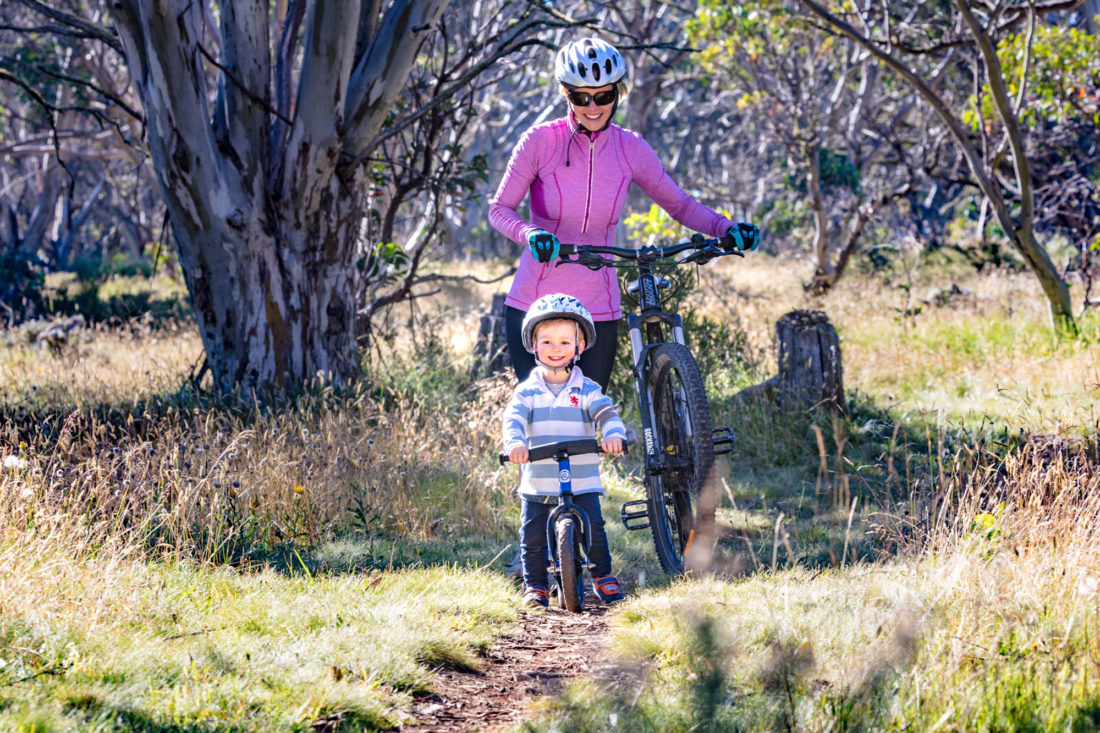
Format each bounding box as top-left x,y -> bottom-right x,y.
570,395 -> 579,406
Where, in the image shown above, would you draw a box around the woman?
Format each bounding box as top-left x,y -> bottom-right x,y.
489,36 -> 759,391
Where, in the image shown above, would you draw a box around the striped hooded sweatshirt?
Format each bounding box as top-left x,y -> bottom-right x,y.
502,366 -> 627,497
489,114 -> 735,321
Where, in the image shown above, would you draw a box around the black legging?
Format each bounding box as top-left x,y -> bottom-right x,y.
504,305 -> 619,391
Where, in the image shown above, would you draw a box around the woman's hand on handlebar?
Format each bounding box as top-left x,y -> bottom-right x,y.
601,437 -> 623,454
509,445 -> 529,464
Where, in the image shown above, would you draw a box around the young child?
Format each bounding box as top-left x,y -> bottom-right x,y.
501,293 -> 628,608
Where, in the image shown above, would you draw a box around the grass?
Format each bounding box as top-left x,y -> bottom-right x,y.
0,545 -> 517,730
4,252 -> 1100,729
533,546 -> 1100,731
527,429 -> 1100,730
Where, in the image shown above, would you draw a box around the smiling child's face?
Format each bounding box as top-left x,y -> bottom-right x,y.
535,319 -> 584,378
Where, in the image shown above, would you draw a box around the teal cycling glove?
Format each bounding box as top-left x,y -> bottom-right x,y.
722,222 -> 760,252
528,229 -> 561,263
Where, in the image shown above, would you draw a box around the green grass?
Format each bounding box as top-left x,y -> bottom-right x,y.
836,292 -> 1100,435
0,557 -> 517,731
526,552 -> 1100,732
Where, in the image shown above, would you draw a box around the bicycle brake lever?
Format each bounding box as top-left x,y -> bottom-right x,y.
560,251 -> 608,271
680,251 -> 711,265
682,245 -> 723,265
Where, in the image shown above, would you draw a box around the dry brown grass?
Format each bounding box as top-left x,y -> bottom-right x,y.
695,254 -> 1100,432
0,322 -> 519,567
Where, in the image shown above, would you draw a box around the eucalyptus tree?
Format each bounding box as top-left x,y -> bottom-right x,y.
100,0 -> 462,394
1,0 -> 157,320
11,0 -> 464,394
690,1 -> 946,293
358,0 -> 592,333
798,0 -> 1082,333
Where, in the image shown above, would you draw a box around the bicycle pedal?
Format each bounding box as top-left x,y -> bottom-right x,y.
620,499 -> 650,530
712,426 -> 734,455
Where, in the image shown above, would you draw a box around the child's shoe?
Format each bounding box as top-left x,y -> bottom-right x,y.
523,585 -> 549,608
593,575 -> 625,604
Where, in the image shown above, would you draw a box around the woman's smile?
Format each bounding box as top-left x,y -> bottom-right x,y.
567,84 -> 615,132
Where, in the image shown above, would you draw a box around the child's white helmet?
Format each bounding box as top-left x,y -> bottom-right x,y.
554,37 -> 627,88
521,293 -> 597,354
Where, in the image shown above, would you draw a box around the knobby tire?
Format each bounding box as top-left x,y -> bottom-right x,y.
556,517 -> 583,612
644,343 -> 715,575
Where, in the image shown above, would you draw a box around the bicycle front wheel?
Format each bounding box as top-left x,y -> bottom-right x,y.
556,517 -> 583,613
644,343 -> 716,575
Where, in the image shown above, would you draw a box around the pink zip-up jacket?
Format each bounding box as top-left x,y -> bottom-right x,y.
489,114 -> 734,320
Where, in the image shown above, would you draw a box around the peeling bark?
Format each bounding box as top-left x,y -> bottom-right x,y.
106,0 -> 452,394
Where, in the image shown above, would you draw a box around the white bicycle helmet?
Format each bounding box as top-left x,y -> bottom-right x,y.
521,293 -> 597,354
555,37 -> 627,88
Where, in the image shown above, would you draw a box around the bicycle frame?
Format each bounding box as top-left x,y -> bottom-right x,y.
625,250 -> 689,476
499,439 -> 601,610
544,450 -> 594,578
559,237 -> 735,479
557,237 -> 737,572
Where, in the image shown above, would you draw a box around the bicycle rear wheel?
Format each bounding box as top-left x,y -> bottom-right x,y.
556,517 -> 584,612
644,343 -> 715,575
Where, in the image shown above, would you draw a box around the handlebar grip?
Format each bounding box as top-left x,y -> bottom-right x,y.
499,437 -> 633,464
526,439 -> 600,463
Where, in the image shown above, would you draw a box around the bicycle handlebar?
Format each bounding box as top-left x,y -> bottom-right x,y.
556,234 -> 745,269
498,437 -> 632,465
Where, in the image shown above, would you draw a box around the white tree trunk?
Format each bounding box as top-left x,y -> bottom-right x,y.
107,0 -> 449,393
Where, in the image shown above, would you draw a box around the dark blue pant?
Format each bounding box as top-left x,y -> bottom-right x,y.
521,493 -> 612,590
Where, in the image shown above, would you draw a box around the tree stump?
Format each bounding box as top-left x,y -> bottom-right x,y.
469,292 -> 511,379
737,310 -> 847,413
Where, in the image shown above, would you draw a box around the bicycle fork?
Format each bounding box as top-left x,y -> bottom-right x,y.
619,312 -> 735,533
546,453 -> 595,576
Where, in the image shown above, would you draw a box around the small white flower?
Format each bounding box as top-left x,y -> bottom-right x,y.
3,455 -> 28,471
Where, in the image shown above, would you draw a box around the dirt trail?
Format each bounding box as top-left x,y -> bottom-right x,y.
407,594 -> 617,732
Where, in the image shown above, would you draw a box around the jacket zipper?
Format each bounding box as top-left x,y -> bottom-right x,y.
581,137 -> 595,233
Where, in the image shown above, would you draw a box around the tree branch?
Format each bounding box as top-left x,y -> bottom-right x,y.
13,0 -> 123,54
343,14 -> 591,171
27,62 -> 144,122
0,69 -> 75,182
198,44 -> 289,125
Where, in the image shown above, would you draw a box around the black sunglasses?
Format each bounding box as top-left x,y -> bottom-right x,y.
567,89 -> 617,107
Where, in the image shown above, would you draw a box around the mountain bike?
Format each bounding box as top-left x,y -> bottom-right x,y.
559,236 -> 740,575
499,438 -> 609,612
